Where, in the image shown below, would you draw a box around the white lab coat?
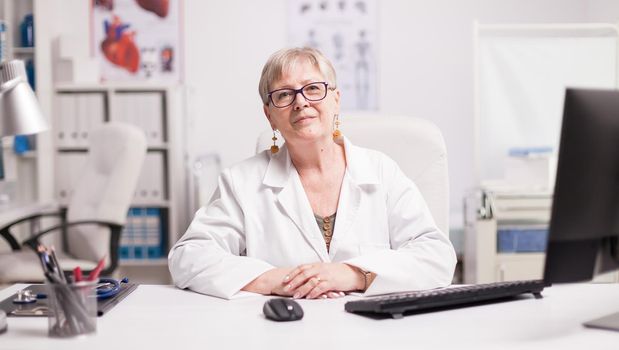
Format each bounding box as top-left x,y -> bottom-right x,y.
169,137 -> 457,299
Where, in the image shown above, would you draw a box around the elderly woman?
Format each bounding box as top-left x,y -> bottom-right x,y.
169,47 -> 456,300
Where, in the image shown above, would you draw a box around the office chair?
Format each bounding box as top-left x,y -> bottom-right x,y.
0,122 -> 147,282
256,114 -> 449,234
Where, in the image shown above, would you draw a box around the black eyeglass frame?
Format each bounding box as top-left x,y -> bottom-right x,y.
267,82 -> 334,108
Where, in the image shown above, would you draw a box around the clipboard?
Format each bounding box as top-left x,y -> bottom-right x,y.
0,283 -> 138,317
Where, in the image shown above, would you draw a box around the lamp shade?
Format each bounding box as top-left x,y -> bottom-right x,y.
0,60 -> 47,137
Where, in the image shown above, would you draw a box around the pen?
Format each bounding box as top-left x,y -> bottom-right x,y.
73,266 -> 83,283
36,245 -> 51,275
48,246 -> 67,283
87,257 -> 106,281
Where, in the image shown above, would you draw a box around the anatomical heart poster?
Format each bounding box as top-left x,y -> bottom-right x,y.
91,0 -> 182,82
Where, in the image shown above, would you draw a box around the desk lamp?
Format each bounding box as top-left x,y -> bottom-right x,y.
0,59 -> 47,137
0,59 -> 47,181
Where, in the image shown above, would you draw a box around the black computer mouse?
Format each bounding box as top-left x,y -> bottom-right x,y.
263,298 -> 304,322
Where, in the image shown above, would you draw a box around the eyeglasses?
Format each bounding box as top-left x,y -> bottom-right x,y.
267,82 -> 332,108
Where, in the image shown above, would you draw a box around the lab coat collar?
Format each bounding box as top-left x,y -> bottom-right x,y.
262,136 -> 381,188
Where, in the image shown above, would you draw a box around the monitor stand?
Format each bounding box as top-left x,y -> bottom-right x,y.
584,311 -> 619,332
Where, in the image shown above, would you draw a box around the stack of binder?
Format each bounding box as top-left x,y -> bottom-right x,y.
134,152 -> 166,203
55,152 -> 88,203
55,93 -> 105,148
119,207 -> 166,260
497,226 -> 548,252
112,92 -> 165,147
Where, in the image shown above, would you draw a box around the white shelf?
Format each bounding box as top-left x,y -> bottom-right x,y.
12,46 -> 34,55
16,150 -> 37,159
57,147 -> 88,152
147,145 -> 169,151
119,258 -> 168,267
57,145 -> 169,152
55,82 -> 183,92
131,200 -> 171,207
0,0 -> 45,207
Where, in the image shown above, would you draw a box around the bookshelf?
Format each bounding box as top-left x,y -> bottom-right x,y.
53,83 -> 186,281
0,0 -> 46,209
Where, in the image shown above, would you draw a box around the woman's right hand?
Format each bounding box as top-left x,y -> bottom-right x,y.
243,267 -> 347,298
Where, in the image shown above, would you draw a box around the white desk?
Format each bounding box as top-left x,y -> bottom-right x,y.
1,283 -> 618,350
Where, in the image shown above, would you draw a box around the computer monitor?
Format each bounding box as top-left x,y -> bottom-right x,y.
543,88 -> 619,331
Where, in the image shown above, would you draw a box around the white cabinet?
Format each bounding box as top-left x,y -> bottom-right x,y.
53,83 -> 186,278
463,191 -> 551,283
464,190 -> 619,284
464,218 -> 546,283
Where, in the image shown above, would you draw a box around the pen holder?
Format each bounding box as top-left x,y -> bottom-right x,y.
47,281 -> 97,338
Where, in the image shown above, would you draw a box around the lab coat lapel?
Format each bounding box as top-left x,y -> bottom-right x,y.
263,145 -> 329,262
329,137 -> 380,258
328,171 -> 361,258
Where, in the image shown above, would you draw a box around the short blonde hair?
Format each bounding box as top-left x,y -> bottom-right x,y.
258,47 -> 337,105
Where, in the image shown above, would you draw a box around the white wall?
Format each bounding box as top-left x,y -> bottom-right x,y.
49,0 -> 619,229
183,0 -> 595,228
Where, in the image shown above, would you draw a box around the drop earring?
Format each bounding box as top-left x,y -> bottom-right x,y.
333,114 -> 343,144
270,130 -> 279,154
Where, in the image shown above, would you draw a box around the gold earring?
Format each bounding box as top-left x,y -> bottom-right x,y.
270,130 -> 279,154
333,114 -> 343,143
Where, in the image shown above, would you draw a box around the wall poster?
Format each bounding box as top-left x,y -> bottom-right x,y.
91,0 -> 182,83
288,0 -> 378,111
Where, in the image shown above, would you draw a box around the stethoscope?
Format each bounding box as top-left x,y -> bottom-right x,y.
96,277 -> 129,299
12,277 -> 129,303
12,289 -> 46,304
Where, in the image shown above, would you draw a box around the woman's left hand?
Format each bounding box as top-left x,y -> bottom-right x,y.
282,263 -> 364,299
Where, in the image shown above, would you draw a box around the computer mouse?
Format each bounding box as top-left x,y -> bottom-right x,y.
263,298 -> 304,322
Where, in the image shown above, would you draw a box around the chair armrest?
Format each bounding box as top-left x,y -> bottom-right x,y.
22,220 -> 123,277
0,210 -> 66,250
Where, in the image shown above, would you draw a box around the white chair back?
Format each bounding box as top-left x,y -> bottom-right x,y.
256,115 -> 449,233
66,122 -> 147,263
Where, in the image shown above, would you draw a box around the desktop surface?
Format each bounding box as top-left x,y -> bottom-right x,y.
1,283 -> 618,350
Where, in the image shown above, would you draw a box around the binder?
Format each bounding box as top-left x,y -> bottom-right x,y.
56,152 -> 88,203
113,92 -> 164,146
120,207 -> 164,260
85,93 -> 105,147
135,152 -> 165,203
143,92 -> 164,146
145,208 -> 162,258
112,93 -> 134,126
497,226 -> 549,253
56,94 -> 76,148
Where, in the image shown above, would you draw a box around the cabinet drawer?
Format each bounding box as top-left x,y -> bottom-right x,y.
496,254 -> 544,281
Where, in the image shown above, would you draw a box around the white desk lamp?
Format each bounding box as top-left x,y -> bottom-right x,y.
0,59 -> 47,137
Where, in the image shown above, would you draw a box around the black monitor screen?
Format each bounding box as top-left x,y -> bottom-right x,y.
544,88 -> 619,284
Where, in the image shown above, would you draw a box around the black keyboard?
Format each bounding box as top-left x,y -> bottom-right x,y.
345,279 -> 547,319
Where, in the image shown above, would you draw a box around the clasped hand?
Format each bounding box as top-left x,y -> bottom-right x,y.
272,262 -> 363,299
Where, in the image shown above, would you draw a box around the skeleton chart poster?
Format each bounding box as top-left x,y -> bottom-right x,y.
288,0 -> 378,111
91,0 -> 182,83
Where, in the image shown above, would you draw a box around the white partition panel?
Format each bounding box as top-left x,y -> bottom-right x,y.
474,23 -> 619,182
